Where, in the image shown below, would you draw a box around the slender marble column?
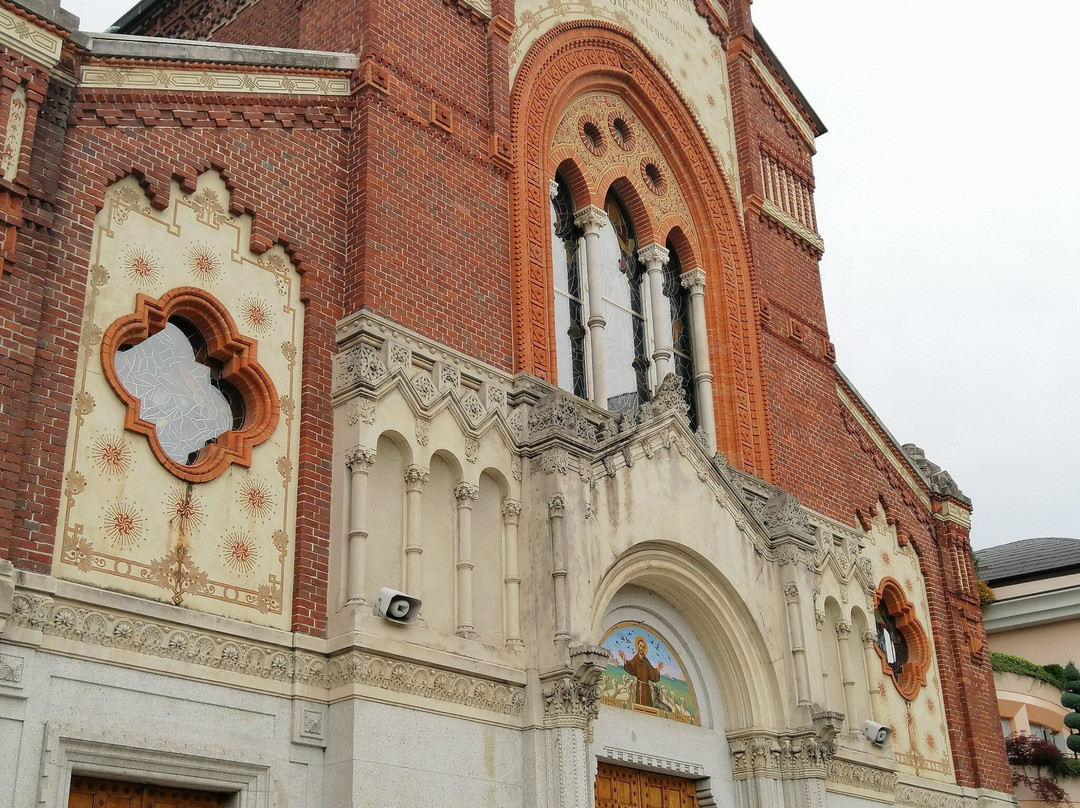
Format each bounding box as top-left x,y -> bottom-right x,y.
574,205 -> 609,408
454,482 -> 479,639
549,493 -> 569,641
835,619 -> 860,731
343,445 -> 377,605
502,499 -> 523,648
403,465 -> 429,598
784,579 -> 812,707
680,268 -> 717,452
862,629 -> 881,721
637,243 -> 671,380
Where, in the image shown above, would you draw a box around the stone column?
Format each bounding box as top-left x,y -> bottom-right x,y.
784,580 -> 812,707
680,268 -> 716,452
835,619 -> 859,732
574,205 -> 609,408
344,445 -> 377,605
403,465 -> 429,599
549,493 -> 570,642
502,499 -> 523,648
454,482 -> 479,639
637,243 -> 671,380
861,629 -> 880,721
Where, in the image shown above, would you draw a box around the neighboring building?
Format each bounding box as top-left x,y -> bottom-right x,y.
0,0 -> 1015,806
978,538 -> 1080,806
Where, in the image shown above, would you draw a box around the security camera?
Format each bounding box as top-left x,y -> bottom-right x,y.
374,588 -> 421,625
862,720 -> 893,746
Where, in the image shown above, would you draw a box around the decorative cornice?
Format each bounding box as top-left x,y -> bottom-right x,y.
0,4 -> 63,67
742,47 -> 816,149
7,590 -> 524,717
601,747 -> 703,777
757,198 -> 825,252
79,65 -> 352,96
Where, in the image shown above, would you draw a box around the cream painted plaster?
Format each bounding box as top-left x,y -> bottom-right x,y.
53,172 -> 303,630
0,5 -> 63,67
859,506 -> 954,782
760,198 -> 824,252
988,621 -> 1080,668
78,66 -> 352,95
993,573 -> 1080,601
510,0 -> 740,184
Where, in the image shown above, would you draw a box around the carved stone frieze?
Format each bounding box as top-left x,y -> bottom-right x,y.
649,373 -> 691,425
525,392 -> 598,448
335,343 -> 387,391
761,490 -> 814,545
728,730 -> 834,781
824,758 -> 898,796
345,397 -> 377,426
411,372 -> 438,406
893,784 -> 969,808
9,591 -> 525,716
540,447 -> 571,475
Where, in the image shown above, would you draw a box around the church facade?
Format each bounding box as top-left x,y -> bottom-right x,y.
0,0 -> 1015,806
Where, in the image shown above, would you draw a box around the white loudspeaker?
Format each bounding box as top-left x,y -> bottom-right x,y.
862,720 -> 893,746
374,588 -> 421,624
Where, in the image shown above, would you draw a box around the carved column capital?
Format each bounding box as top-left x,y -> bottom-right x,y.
454,482 -> 479,507
835,619 -> 852,640
404,465 -> 430,491
549,178 -> 560,200
549,492 -> 566,516
680,267 -> 707,294
573,204 -> 608,235
501,499 -> 522,524
344,445 -> 377,471
783,580 -> 800,602
861,629 -> 878,646
636,242 -> 669,269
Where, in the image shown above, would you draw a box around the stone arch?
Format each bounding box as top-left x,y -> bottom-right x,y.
590,541 -> 785,730
510,21 -> 772,476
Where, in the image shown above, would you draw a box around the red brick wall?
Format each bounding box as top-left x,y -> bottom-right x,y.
121,0 -> 299,47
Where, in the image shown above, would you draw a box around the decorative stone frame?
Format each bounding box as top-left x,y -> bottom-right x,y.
100,286 -> 279,483
872,576 -> 931,701
38,722 -> 270,808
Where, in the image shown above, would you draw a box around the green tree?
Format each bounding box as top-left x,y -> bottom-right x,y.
1061,661 -> 1080,754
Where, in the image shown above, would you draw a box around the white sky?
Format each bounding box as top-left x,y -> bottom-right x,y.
65,0 -> 1079,548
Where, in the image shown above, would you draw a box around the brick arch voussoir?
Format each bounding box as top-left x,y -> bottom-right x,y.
551,152 -> 596,209
602,171 -> 657,245
658,221 -> 698,268
510,20 -> 770,476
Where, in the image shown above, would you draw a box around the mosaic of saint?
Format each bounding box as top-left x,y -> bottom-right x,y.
600,621 -> 699,725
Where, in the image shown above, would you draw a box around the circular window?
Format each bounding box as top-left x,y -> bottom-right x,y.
641,160 -> 668,196
579,116 -> 607,157
608,113 -> 636,151
101,287 -> 279,483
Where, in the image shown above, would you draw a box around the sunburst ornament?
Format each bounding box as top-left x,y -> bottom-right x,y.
239,477 -> 274,520
91,433 -> 133,477
102,501 -> 145,549
123,247 -> 161,286
165,486 -> 205,535
187,243 -> 222,282
240,295 -> 274,335
222,530 -> 258,575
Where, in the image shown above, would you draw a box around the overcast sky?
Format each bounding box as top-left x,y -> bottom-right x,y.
65,0 -> 1078,549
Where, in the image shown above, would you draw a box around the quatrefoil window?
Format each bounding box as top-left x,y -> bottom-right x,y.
101,287 -> 279,483
872,577 -> 932,701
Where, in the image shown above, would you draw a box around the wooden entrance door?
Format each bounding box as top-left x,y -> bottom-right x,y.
595,762 -> 699,808
68,777 -> 228,808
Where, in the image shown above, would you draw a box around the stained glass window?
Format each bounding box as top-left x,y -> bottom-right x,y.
598,192 -> 649,415
874,602 -> 908,675
551,175 -> 588,398
114,318 -> 244,465
663,244 -> 696,430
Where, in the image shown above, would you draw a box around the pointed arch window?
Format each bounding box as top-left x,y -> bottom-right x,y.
551,175 -> 588,398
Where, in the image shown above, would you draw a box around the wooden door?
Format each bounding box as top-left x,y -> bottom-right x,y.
595,762 -> 698,808
68,777 -> 228,808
